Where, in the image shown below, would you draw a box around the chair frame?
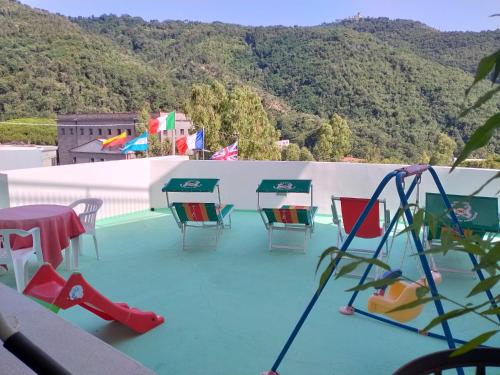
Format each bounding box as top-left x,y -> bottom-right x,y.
0,228 -> 43,292
257,180 -> 317,252
163,178 -> 233,250
331,196 -> 390,277
423,192 -> 499,275
68,198 -> 103,268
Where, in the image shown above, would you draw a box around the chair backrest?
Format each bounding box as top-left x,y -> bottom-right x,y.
262,207 -> 312,226
425,193 -> 499,240
0,228 -> 42,264
69,198 -> 103,228
172,202 -> 220,222
334,197 -> 384,239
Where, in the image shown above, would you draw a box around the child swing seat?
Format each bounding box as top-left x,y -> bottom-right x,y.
367,271 -> 442,323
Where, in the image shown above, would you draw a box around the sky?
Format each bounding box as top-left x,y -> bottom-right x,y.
21,0 -> 500,32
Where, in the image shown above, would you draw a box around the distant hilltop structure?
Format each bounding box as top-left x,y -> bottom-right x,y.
347,12 -> 363,21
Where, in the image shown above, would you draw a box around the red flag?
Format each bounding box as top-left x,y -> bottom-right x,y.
149,118 -> 160,134
176,136 -> 188,155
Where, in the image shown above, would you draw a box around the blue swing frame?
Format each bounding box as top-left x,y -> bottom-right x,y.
268,165 -> 499,375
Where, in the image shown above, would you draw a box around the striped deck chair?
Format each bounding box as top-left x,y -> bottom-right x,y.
171,202 -> 234,250
261,205 -> 318,252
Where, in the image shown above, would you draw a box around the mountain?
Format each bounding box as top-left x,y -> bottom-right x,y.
1,0 -> 498,160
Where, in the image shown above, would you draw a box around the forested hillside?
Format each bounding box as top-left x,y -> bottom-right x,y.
1,0 -> 499,161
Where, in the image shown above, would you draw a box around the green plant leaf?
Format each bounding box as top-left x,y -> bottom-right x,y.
421,307 -> 474,332
346,277 -> 399,292
465,50 -> 500,96
467,275 -> 500,297
481,307 -> 500,315
335,261 -> 363,279
470,172 -> 500,195
385,296 -> 435,313
316,246 -> 340,273
318,261 -> 335,292
451,113 -> 500,170
450,330 -> 499,357
460,85 -> 500,117
415,286 -> 430,299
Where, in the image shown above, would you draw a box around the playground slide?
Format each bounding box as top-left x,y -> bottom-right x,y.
23,264 -> 164,333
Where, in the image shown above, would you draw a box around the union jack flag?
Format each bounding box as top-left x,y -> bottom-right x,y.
210,141 -> 238,160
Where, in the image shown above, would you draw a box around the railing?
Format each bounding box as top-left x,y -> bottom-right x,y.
1,158 -> 498,220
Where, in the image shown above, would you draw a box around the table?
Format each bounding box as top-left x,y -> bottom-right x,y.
0,205 -> 85,269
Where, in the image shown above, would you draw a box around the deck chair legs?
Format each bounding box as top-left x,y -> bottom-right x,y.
267,226 -> 309,253
181,223 -> 221,250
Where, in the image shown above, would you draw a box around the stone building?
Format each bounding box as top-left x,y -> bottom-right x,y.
57,112 -> 193,164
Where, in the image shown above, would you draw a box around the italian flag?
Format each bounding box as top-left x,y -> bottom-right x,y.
149,112 -> 175,133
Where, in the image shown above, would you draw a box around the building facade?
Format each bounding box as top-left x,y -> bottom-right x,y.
57,112 -> 194,165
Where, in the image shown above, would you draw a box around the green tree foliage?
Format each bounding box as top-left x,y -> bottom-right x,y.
223,86 -> 281,160
313,122 -> 334,161
299,147 -> 315,161
185,81 -> 280,160
281,143 -> 301,161
183,82 -> 227,152
329,113 -> 351,161
429,133 -> 457,165
0,124 -> 56,145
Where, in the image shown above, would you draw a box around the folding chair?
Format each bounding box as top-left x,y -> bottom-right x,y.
162,178 -> 234,250
424,192 -> 499,274
331,196 -> 390,277
257,179 -> 317,252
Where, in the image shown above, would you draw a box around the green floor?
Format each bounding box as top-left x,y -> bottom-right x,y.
1,210 -> 499,374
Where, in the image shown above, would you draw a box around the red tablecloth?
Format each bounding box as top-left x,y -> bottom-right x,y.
0,205 -> 85,268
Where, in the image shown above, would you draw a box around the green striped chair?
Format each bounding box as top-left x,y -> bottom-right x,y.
261,205 -> 318,252
171,202 -> 234,250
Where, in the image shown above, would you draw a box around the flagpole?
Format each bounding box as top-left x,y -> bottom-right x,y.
171,112 -> 176,156
202,127 -> 205,160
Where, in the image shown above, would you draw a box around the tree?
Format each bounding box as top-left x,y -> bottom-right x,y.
222,86 -> 281,160
183,81 -> 227,152
281,143 -> 301,161
313,122 -> 334,161
329,113 -> 351,161
299,147 -> 315,161
429,133 -> 456,165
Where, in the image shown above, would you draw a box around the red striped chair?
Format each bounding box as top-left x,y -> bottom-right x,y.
171,202 -> 234,250
261,205 -> 318,252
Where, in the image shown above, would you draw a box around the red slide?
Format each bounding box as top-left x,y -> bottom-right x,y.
23,264 -> 164,333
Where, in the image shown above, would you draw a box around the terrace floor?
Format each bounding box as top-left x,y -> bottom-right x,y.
1,209 -> 499,375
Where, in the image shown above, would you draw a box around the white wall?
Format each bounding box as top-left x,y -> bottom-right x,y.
149,160 -> 500,215
1,158 -> 151,218
1,158 -> 498,219
0,148 -> 43,171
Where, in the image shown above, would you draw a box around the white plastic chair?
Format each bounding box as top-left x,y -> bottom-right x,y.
68,198 -> 103,265
0,228 -> 43,292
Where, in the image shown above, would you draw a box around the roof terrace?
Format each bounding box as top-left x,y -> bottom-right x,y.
0,159 -> 499,374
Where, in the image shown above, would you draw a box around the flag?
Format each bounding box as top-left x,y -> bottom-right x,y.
121,132 -> 148,153
210,141 -> 238,160
148,112 -> 175,133
102,131 -> 127,148
176,130 -> 204,155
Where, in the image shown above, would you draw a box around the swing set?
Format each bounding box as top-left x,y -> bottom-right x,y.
263,165 -> 499,375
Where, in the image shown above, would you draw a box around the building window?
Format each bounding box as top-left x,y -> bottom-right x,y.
180,129 -> 185,135
90,158 -> 95,162
70,128 -> 74,135
61,128 -> 65,135
72,157 -> 76,164
100,158 -> 104,162
89,129 -> 93,135
117,129 -> 121,135
108,129 -> 112,135
80,128 -> 84,135
98,129 -> 102,135
127,129 -> 132,136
